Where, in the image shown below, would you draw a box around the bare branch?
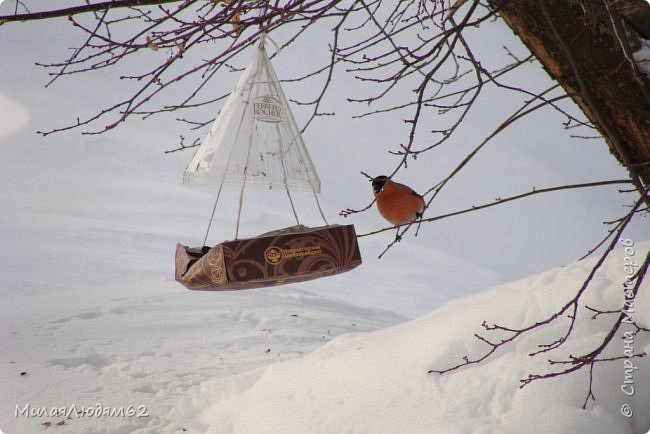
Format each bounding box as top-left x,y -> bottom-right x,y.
356,179 -> 633,239
0,0 -> 187,24
428,188 -> 649,396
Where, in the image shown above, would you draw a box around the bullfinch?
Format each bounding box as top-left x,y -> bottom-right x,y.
371,175 -> 425,226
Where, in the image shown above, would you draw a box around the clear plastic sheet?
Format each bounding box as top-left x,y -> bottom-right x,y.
183,43 -> 321,193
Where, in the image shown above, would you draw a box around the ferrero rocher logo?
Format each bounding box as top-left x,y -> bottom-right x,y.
252,95 -> 283,123
264,246 -> 284,265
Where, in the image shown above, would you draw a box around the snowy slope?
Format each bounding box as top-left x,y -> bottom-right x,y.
170,244 -> 650,434
1,244 -> 647,434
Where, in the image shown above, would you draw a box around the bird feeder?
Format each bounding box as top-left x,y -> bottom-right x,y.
175,36 -> 362,290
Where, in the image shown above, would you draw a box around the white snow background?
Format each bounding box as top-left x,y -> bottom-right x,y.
1,2 -> 649,433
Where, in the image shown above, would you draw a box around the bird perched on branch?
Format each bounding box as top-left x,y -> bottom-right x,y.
371,175 -> 425,226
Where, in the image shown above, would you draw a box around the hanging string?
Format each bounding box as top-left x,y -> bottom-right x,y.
234,179 -> 247,239
233,41 -> 268,239
235,138 -> 254,239
235,99 -> 258,239
202,99 -> 253,244
259,31 -> 266,50
282,175 -> 301,226
256,45 -> 301,227
312,188 -> 329,225
202,183 -> 224,246
233,4 -> 274,238
277,125 -> 301,226
260,0 -> 270,30
265,46 -> 328,226
201,60 -> 258,245
258,0 -> 269,51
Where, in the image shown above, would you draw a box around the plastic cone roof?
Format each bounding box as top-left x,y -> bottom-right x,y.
183,42 -> 321,193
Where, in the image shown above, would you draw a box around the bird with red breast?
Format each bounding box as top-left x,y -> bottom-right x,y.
371,175 -> 425,227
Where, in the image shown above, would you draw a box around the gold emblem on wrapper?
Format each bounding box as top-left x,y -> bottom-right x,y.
264,246 -> 284,265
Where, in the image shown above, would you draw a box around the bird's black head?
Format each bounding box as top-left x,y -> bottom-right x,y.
371,175 -> 389,194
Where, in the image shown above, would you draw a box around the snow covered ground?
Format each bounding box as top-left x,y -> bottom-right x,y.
1,243 -> 649,433
1,279 -> 404,433
172,246 -> 650,434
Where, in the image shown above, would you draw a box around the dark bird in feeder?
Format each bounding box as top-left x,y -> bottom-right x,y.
371,175 -> 425,226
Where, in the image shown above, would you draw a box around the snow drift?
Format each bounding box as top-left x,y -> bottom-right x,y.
171,242 -> 650,434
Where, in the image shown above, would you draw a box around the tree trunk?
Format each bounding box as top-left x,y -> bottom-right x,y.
488,0 -> 650,188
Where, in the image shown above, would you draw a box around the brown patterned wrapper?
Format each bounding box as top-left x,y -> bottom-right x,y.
175,224 -> 362,290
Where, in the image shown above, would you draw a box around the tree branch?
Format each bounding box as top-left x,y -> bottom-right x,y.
354,179 -> 633,239
428,187 -> 650,409
0,0 -> 186,24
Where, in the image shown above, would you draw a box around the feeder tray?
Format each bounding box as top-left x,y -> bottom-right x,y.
175,224 -> 361,291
